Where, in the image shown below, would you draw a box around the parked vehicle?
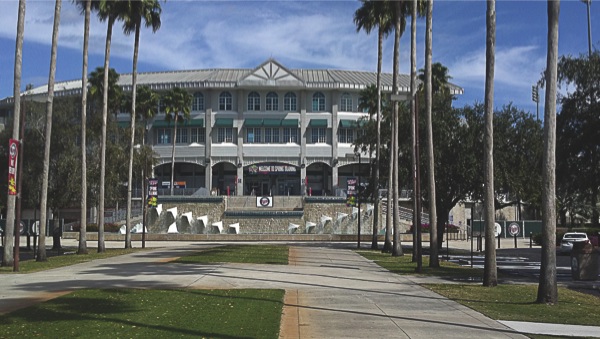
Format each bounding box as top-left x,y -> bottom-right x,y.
560,232 -> 589,254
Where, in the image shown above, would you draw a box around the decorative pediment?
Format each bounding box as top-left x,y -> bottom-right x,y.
238,59 -> 305,87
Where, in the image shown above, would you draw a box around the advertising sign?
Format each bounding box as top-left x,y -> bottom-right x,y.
346,177 -> 357,207
256,196 -> 273,208
7,139 -> 19,195
148,178 -> 158,207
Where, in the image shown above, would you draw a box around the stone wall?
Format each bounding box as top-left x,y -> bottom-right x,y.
148,196 -> 375,235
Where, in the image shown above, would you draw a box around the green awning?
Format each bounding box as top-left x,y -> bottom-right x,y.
152,119 -> 171,128
184,118 -> 204,127
339,119 -> 357,128
281,119 -> 298,127
214,118 -> 234,127
263,119 -> 281,127
309,119 -> 328,127
244,118 -> 263,127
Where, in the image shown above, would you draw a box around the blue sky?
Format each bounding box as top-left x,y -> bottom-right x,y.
0,0 -> 598,116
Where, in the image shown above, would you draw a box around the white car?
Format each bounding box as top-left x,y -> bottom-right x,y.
560,232 -> 589,253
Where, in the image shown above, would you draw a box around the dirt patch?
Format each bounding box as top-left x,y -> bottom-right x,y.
279,289 -> 300,339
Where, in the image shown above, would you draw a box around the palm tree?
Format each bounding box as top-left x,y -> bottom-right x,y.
95,0 -> 125,253
483,0 -> 498,287
391,0 -> 408,257
37,0 -> 62,262
424,0 -> 438,268
76,0 -> 91,255
121,0 -> 162,249
162,87 -> 192,195
2,0 -> 26,267
354,0 -> 394,251
537,0 -> 559,305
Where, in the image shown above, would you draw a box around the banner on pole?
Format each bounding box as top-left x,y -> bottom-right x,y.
147,178 -> 158,207
8,139 -> 19,196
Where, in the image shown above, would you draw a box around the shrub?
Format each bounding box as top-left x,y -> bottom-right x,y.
409,223 -> 460,233
71,223 -> 120,233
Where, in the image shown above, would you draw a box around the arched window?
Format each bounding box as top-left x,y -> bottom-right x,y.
192,92 -> 204,111
340,93 -> 352,112
312,92 -> 325,112
219,92 -> 232,111
284,92 -> 297,111
266,92 -> 278,111
248,91 -> 260,111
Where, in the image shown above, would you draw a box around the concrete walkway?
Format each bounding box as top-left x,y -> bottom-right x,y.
0,242 -> 598,338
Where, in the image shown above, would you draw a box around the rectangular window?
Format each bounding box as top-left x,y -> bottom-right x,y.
176,127 -> 188,144
284,95 -> 297,111
272,128 -> 280,143
190,128 -> 205,143
311,127 -> 326,143
218,127 -> 233,143
254,128 -> 262,143
157,128 -> 171,145
247,128 -> 255,143
283,128 -> 298,143
338,128 -> 354,143
264,128 -> 272,143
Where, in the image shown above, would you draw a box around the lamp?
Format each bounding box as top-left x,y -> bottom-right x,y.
237,162 -> 242,168
332,159 -> 338,166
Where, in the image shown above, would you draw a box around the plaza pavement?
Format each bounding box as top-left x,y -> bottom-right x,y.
1,239 -> 599,338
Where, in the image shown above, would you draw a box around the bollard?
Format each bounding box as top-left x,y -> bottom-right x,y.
529,232 -> 533,248
498,234 -> 501,249
514,234 -> 518,248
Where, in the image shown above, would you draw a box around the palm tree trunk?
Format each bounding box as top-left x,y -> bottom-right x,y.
2,0 -> 26,267
391,0 -> 403,257
371,26 -> 384,250
410,0 -> 422,270
125,21 -> 141,249
38,0 -> 61,262
78,0 -> 90,255
170,119 -> 178,196
483,0 -> 497,287
99,15 -> 115,253
425,0 -> 439,268
537,0 -> 559,304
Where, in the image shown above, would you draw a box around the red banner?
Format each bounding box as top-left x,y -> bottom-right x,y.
8,139 -> 19,195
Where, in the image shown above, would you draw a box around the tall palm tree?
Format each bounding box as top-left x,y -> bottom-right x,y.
95,0 -> 125,253
37,0 -> 62,262
409,0 -> 421,269
483,0 -> 498,287
391,0 -> 407,257
537,0 -> 559,305
2,0 -> 26,267
162,87 -> 192,195
424,0 -> 438,268
354,0 -> 393,251
76,0 -> 91,255
121,0 -> 162,249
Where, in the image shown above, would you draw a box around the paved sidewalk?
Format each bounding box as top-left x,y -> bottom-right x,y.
0,242 -> 599,338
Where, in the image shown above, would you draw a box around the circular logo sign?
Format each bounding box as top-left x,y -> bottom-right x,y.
9,142 -> 17,159
508,222 -> 520,236
494,222 -> 502,237
259,197 -> 270,207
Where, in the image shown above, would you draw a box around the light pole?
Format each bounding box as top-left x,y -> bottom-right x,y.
358,152 -> 361,249
582,0 -> 593,57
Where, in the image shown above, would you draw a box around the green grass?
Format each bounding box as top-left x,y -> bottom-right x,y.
0,248 -> 140,274
175,245 -> 289,265
426,284 -> 600,327
357,249 -> 482,279
0,288 -> 284,338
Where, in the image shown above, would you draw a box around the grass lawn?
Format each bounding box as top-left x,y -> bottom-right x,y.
357,249 -> 600,328
0,288 -> 285,338
0,248 -> 140,274
357,249 -> 483,279
175,245 -> 289,265
426,284 -> 600,327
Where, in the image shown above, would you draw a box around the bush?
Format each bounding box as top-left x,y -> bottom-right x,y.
71,223 -> 121,233
409,223 -> 460,233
